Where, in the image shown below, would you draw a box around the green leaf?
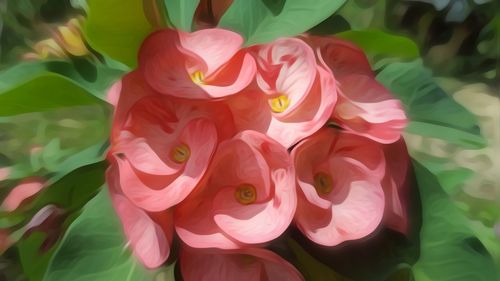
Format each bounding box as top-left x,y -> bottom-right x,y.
0,73 -> 105,116
43,190 -> 167,281
219,0 -> 346,45
0,161 -> 107,224
85,0 -> 154,68
29,161 -> 107,214
336,29 -> 419,62
18,232 -> 57,281
376,60 -> 487,149
0,58 -> 126,97
408,151 -> 474,195
412,161 -> 498,281
164,0 -> 200,31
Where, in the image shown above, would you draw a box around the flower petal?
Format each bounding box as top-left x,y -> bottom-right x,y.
179,28 -> 244,76
334,74 -> 407,143
119,118 -> 217,211
110,192 -> 171,268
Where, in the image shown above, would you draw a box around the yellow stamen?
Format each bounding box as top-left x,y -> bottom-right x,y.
313,172 -> 333,195
170,143 -> 190,164
234,184 -> 257,205
190,71 -> 205,85
269,95 -> 290,113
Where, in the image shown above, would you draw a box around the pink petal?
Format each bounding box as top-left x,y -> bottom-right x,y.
199,52 -> 256,98
292,130 -> 337,209
106,80 -> 122,107
140,28 -> 255,99
208,138 -> 271,200
1,178 -> 44,212
266,58 -> 337,147
113,134 -> 181,176
229,58 -> 337,148
118,118 -> 217,211
110,72 -> 155,140
110,192 -> 171,268
175,197 -> 241,249
178,28 -> 243,76
212,168 -> 295,244
293,129 -> 386,246
139,29 -> 208,99
296,179 -> 384,246
334,74 -> 407,143
255,38 -> 317,112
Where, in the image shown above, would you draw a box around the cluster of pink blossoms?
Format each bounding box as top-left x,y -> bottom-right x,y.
106,28 -> 410,280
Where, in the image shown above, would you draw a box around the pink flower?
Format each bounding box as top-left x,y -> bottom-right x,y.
175,131 -> 296,249
292,128 -> 386,246
139,28 -> 256,99
107,72 -> 235,212
1,178 -> 45,212
180,246 -> 304,281
227,38 -> 337,148
308,36 -> 407,144
107,164 -> 173,268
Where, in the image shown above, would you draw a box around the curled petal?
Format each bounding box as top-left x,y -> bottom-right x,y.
334,74 -> 407,143
179,28 -> 243,75
118,118 -> 217,211
293,129 -> 386,246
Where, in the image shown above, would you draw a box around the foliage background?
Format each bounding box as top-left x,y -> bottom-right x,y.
0,0 -> 498,280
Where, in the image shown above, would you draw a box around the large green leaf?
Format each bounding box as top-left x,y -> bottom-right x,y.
0,73 -> 105,116
17,232 -> 57,281
0,60 -> 124,102
412,161 -> 497,281
219,0 -> 346,45
29,161 -> 107,214
164,0 -> 200,31
376,60 -> 486,149
336,29 -> 419,62
0,74 -> 103,116
85,0 -> 154,68
43,190 -> 168,281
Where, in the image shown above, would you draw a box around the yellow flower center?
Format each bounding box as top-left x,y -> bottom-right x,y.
170,143 -> 190,164
269,95 -> 290,113
313,172 -> 333,195
234,184 -> 257,205
190,71 -> 205,85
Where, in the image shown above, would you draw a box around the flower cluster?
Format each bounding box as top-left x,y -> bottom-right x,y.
106,28 -> 409,280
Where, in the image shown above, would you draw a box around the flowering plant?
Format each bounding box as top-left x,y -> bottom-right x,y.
0,1 -> 497,281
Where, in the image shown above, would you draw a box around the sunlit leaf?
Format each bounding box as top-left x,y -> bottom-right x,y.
164,0 -> 200,31
0,74 -> 105,116
85,0 -> 154,68
412,161 -> 497,281
337,29 -> 419,62
219,0 -> 346,45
